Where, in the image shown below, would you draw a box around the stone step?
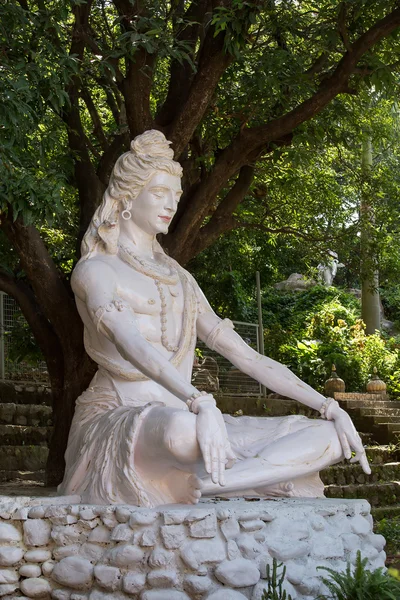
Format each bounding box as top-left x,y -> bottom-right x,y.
0,403 -> 52,427
322,462 -> 400,486
0,425 -> 52,446
0,382 -> 51,405
362,415 -> 400,424
325,481 -> 400,506
0,446 -> 48,472
0,470 -> 45,484
365,446 -> 400,464
335,392 -> 390,402
338,399 -> 399,409
372,505 -> 400,520
359,407 -> 400,417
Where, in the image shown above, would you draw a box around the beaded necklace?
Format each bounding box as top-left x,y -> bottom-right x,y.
118,244 -> 189,353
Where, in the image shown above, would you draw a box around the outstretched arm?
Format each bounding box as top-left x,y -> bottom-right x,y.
195,284 -> 370,474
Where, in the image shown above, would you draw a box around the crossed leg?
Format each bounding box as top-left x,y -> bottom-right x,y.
134,406 -> 343,504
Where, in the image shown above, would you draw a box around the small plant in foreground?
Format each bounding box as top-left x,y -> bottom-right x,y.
317,550 -> 400,599
261,558 -> 293,599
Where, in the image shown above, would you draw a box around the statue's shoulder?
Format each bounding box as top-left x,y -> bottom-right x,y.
71,255 -> 118,296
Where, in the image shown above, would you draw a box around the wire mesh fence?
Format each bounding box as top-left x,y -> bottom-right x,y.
0,294 -> 262,395
0,293 -> 49,383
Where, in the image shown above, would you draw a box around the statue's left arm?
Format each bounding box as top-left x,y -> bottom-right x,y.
194,281 -> 370,474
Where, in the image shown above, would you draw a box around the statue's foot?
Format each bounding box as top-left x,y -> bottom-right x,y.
179,474 -> 203,505
256,480 -> 295,498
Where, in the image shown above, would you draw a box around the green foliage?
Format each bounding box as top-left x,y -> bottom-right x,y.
317,551 -> 400,599
262,286 -> 400,395
261,558 -> 293,600
5,312 -> 43,368
376,518 -> 400,556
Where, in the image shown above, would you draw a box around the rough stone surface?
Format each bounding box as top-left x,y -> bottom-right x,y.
0,547 -> 24,566
215,558 -> 260,587
122,572 -> 146,594
52,557 -> 93,590
208,591 -> 248,600
24,520 -> 52,547
0,568 -> 19,583
24,550 -> 51,563
20,577 -> 51,598
0,583 -> 19,596
0,523 -> 21,543
93,565 -> 121,591
19,564 -> 42,578
0,496 -> 387,600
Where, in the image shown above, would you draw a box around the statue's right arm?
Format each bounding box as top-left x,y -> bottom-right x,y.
73,260 -> 233,485
72,260 -> 200,403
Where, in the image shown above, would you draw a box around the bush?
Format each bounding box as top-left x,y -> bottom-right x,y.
318,551 -> 400,599
376,517 -> 400,555
263,286 -> 400,396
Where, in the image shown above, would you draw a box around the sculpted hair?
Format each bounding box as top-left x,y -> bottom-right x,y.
80,130 -> 183,259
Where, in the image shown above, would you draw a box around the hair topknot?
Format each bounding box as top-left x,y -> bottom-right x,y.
80,129 -> 182,259
130,130 -> 174,160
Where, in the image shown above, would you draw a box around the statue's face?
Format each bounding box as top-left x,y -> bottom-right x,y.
129,172 -> 182,235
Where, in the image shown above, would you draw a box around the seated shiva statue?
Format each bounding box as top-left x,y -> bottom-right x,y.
58,130 -> 370,507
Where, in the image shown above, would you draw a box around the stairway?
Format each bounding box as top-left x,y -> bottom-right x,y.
0,382 -> 52,485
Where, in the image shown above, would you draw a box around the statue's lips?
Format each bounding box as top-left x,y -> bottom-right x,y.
159,215 -> 172,222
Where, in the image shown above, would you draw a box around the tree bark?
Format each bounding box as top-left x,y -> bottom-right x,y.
360,137 -> 380,335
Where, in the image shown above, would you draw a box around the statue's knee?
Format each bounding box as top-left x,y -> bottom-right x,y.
164,411 -> 198,463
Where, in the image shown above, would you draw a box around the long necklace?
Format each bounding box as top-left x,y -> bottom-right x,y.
118,244 -> 185,353
119,244 -> 179,285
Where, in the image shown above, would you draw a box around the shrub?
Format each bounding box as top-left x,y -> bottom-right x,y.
376,517 -> 400,555
263,286 -> 400,396
317,551 -> 400,599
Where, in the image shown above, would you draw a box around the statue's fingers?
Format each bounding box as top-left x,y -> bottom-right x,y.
211,445 -> 219,484
218,446 -> 226,487
203,444 -> 211,474
339,431 -> 351,459
358,451 -> 371,475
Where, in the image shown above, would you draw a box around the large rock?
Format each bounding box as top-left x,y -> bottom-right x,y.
52,557 -> 94,590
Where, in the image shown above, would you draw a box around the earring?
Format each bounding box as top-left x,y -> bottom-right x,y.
121,200 -> 132,221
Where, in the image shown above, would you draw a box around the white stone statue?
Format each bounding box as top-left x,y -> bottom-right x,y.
317,250 -> 344,286
58,131 -> 370,507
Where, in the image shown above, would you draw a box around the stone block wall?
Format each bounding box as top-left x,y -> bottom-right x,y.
0,496 -> 386,600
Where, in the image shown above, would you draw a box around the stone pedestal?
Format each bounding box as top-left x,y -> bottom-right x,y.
0,495 -> 386,599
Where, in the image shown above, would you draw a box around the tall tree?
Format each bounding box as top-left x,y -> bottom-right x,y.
1,0 -> 400,483
360,136 -> 381,334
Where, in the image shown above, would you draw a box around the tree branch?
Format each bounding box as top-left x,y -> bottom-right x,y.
166,6 -> 400,260
0,213 -> 82,354
113,0 -> 155,136
166,24 -> 234,157
156,0 -> 209,127
245,7 -> 400,149
63,1 -> 105,246
190,165 -> 255,257
80,86 -> 108,151
97,132 -> 130,187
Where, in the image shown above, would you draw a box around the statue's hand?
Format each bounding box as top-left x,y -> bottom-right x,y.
196,403 -> 235,486
329,404 -> 371,475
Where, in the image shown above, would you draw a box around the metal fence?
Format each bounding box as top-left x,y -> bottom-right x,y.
0,293 -> 262,394
0,293 -> 48,383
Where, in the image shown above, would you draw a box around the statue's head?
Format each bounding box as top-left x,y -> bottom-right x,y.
81,130 -> 182,258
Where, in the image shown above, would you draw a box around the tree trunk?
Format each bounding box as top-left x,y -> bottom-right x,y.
360,137 -> 380,335
46,350 -> 96,486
